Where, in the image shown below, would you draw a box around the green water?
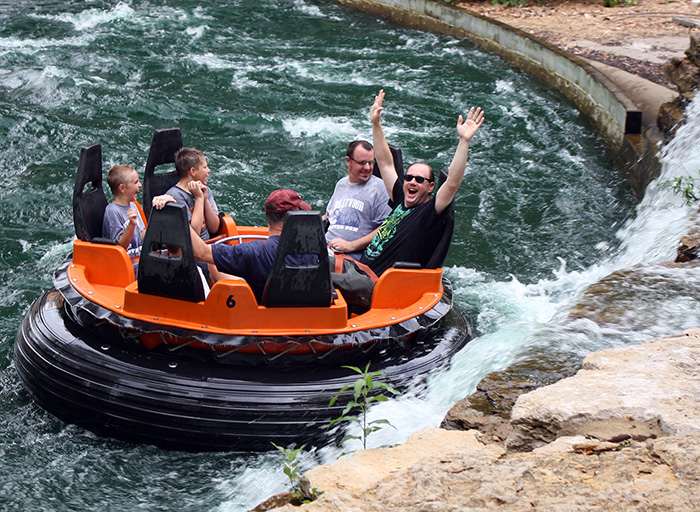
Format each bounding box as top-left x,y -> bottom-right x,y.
0,0 -> 662,509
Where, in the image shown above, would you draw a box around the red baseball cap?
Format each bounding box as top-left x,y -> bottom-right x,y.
265,189 -> 311,214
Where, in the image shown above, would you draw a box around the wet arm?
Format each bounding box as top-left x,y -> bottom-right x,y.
371,89 -> 398,201
203,193 -> 221,234
190,227 -> 214,264
435,107 -> 485,215
187,181 -> 206,234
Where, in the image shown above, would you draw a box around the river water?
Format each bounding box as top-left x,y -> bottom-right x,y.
1,0 -> 699,510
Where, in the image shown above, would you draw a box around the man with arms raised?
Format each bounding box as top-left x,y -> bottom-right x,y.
361,89 -> 485,276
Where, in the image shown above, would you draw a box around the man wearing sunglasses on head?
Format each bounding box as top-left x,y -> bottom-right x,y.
360,89 -> 485,277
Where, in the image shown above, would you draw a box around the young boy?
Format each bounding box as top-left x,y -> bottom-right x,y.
102,164 -> 173,256
166,147 -> 222,241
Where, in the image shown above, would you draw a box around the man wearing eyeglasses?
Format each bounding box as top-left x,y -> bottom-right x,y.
361,89 -> 485,276
324,140 -> 391,260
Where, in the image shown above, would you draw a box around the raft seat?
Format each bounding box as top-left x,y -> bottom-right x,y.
73,141 -> 148,246
137,203 -> 206,303
72,143 -> 109,242
142,127 -> 182,217
262,211 -> 333,308
142,127 -> 234,238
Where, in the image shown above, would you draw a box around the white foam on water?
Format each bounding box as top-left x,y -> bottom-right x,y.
292,0 -> 343,21
190,52 -> 236,70
185,25 -> 207,39
43,2 -> 137,32
281,116 -> 361,140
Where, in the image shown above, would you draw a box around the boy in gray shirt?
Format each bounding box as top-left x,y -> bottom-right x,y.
102,164 -> 173,257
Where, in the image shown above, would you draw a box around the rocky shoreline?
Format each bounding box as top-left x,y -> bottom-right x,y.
267,330 -> 700,511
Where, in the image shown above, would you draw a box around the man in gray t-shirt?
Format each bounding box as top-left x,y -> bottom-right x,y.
325,140 -> 391,260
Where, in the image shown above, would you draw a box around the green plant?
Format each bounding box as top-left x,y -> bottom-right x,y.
328,363 -> 400,451
270,443 -> 323,503
489,0 -> 529,7
660,176 -> 700,206
603,0 -> 638,7
271,442 -> 305,492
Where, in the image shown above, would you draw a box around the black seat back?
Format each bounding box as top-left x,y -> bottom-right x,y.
143,127 -> 183,215
73,143 -> 108,242
262,211 -> 332,307
372,144 -> 404,182
137,203 -> 205,303
425,169 -> 454,269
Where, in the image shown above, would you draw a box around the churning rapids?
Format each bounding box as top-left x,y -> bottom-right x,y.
1,1 -> 699,510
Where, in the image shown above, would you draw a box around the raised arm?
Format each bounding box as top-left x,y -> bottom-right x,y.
434,107 -> 485,215
370,89 -> 398,201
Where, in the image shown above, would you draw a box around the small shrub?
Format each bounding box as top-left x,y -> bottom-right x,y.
329,363 -> 400,452
490,0 -> 530,7
604,0 -> 638,7
270,443 -> 324,504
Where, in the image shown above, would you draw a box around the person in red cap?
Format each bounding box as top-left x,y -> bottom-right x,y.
190,189 -> 311,303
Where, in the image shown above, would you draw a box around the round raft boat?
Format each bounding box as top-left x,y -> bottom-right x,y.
14,128 -> 472,451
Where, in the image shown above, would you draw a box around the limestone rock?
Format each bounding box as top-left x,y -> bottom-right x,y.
441,355 -> 577,443
664,56 -> 700,94
298,428 -> 504,497
568,263 -> 700,327
263,332 -> 700,512
658,96 -> 689,139
676,230 -> 700,262
658,33 -> 700,140
505,330 -> 700,452
273,434 -> 700,511
687,31 -> 700,68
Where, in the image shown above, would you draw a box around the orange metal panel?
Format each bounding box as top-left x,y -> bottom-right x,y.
71,240 -> 135,287
371,268 -> 443,309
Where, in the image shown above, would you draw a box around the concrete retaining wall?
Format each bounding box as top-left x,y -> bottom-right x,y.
338,0 -> 661,199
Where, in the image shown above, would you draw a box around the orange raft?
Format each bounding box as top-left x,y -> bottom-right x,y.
14,131 -> 472,452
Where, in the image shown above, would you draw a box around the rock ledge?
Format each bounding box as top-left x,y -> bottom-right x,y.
271,330 -> 700,511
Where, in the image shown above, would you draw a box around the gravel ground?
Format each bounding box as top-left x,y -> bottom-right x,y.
458,0 -> 700,87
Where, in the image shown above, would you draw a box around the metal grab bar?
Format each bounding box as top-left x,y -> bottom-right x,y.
213,234 -> 269,245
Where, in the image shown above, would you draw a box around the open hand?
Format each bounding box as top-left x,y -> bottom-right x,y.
370,89 -> 385,125
457,107 -> 485,142
152,194 -> 175,210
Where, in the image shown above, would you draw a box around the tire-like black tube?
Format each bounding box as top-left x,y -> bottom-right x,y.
15,288 -> 471,452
